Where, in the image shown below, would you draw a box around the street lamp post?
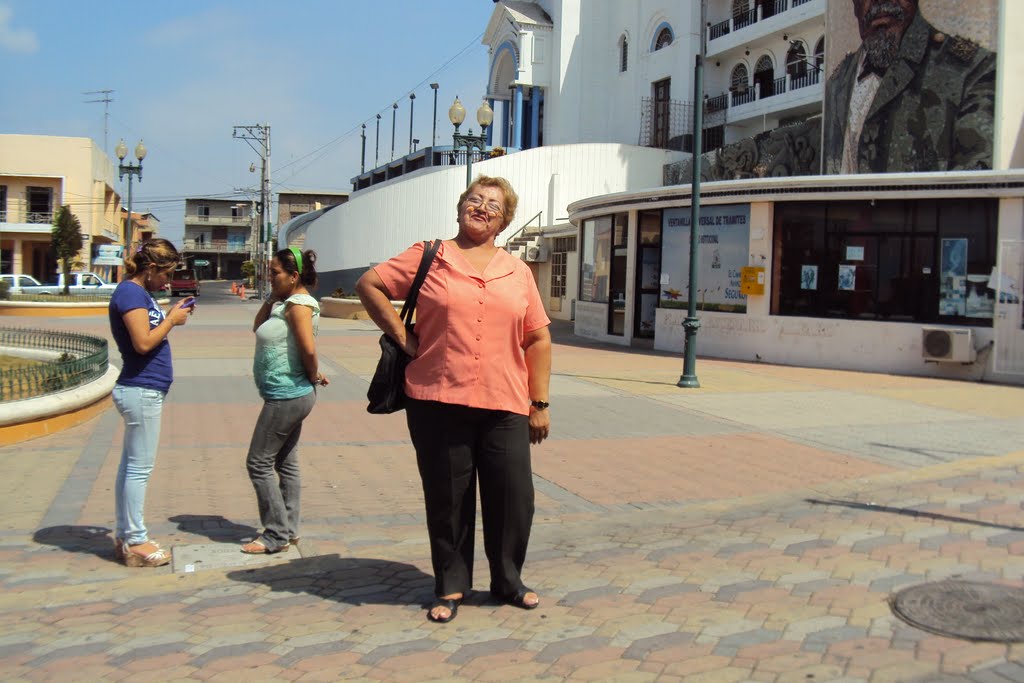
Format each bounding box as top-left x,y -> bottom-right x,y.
390,102 -> 398,161
448,96 -> 493,188
408,93 -> 416,154
430,83 -> 439,148
678,0 -> 706,389
115,138 -> 147,251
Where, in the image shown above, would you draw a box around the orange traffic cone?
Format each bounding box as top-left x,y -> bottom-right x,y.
239,285 -> 246,300
230,282 -> 237,294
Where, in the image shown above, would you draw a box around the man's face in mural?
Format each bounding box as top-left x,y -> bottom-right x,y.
853,0 -> 918,71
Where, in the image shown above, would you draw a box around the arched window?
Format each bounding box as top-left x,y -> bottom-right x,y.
654,27 -> 673,51
754,55 -> 775,97
731,63 -> 749,92
786,40 -> 807,78
619,34 -> 628,72
814,37 -> 825,70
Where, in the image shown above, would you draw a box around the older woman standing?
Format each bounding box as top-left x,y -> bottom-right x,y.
356,175 -> 552,623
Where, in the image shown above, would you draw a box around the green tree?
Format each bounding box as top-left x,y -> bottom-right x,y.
51,205 -> 84,295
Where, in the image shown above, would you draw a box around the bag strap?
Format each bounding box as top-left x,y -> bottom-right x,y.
399,239 -> 441,326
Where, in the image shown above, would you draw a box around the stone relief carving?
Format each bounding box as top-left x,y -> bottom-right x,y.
664,118 -> 822,186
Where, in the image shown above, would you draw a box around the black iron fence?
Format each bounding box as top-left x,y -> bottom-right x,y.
639,97 -> 727,153
0,328 -> 108,402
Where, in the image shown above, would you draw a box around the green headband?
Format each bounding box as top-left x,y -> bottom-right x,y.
289,247 -> 303,275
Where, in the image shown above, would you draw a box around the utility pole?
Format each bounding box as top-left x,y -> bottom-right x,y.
408,93 -> 416,154
375,114 -> 381,167
233,123 -> 271,300
83,89 -> 114,153
360,124 -> 366,173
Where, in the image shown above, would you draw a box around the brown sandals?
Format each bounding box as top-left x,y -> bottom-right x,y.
116,539 -> 172,567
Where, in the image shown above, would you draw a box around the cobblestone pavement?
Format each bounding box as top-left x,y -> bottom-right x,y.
2,297 -> 1024,682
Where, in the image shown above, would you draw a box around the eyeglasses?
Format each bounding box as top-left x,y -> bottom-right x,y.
464,195 -> 504,218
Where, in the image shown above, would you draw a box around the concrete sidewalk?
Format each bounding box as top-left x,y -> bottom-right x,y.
1,300 -> 1024,682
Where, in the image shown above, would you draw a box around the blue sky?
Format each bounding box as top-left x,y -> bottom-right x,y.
0,1 -> 496,244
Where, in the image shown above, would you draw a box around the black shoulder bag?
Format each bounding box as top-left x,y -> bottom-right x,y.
366,239 -> 441,414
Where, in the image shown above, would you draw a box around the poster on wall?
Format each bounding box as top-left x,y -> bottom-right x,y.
639,293 -> 658,335
838,265 -> 857,291
801,265 -> 818,290
641,247 -> 660,290
940,238 -> 968,315
964,274 -> 994,318
660,204 -> 750,313
823,0 -> 998,175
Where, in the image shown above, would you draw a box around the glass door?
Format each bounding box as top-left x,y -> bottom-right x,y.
634,211 -> 662,338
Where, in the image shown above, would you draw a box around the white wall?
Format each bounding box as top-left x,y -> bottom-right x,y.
304,143 -> 682,273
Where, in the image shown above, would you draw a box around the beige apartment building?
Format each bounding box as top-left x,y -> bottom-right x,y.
277,190 -> 348,248
0,134 -> 125,283
180,198 -> 255,280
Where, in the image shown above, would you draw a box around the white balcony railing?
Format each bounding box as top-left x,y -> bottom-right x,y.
182,239 -> 253,253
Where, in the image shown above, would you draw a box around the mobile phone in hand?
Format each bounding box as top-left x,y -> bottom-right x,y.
181,296 -> 196,308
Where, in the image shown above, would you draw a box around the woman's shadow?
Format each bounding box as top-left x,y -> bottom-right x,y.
227,554 -> 436,609
167,514 -> 259,543
33,525 -> 117,561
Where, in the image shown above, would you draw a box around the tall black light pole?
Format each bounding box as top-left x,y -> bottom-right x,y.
678,0 -> 706,388
360,124 -> 366,173
449,96 -> 493,188
408,93 -> 416,154
375,114 -> 381,167
390,102 -> 398,161
115,138 -> 146,250
430,83 -> 439,148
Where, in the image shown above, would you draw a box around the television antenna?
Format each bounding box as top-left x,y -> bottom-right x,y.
83,89 -> 115,153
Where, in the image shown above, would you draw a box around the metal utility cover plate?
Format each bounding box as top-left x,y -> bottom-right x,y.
172,542 -> 311,574
890,580 -> 1024,642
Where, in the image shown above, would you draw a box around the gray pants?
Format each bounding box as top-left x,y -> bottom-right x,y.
246,391 -> 316,549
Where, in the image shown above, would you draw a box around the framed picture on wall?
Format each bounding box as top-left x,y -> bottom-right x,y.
838,264 -> 856,291
801,265 -> 818,290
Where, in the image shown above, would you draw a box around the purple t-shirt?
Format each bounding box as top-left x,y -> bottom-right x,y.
108,281 -> 173,392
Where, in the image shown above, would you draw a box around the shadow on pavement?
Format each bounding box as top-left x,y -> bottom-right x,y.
168,514 -> 258,543
806,498 -> 1024,532
226,554 -> 435,607
33,525 -> 117,562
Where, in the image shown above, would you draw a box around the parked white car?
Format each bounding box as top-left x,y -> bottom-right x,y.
0,274 -> 46,294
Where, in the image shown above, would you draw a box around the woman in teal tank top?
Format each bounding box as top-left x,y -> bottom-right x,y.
241,247 -> 327,554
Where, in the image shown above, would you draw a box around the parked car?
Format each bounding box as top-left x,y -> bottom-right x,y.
170,268 -> 200,296
6,272 -> 117,296
0,274 -> 46,295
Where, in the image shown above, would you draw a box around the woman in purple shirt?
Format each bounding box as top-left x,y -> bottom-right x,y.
108,239 -> 193,567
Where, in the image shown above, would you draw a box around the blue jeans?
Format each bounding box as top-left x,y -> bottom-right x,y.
112,384 -> 166,545
246,391 -> 316,550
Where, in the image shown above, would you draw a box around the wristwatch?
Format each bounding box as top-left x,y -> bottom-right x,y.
530,400 -> 550,410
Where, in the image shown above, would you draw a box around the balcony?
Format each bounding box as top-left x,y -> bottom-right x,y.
187,214 -> 251,227
723,69 -> 823,126
707,0 -> 825,56
181,239 -> 253,253
26,211 -> 54,224
639,97 -> 726,154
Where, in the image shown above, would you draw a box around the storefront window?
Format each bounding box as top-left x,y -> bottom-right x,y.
580,216 -> 612,303
773,199 -> 998,325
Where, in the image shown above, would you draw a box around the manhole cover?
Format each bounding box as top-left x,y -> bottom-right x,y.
890,580 -> 1024,642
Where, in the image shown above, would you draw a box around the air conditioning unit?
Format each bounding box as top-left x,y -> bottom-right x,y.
921,326 -> 975,363
525,245 -> 549,262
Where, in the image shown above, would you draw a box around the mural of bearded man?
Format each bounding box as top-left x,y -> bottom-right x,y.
823,0 -> 996,174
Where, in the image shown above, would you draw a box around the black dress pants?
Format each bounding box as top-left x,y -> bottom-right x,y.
405,398 -> 534,599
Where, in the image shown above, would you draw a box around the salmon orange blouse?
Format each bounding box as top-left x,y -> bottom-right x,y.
373,241 -> 550,415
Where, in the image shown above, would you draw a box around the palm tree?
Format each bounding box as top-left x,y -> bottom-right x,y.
51,205 -> 84,295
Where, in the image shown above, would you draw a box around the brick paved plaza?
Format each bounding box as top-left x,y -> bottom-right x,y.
1,293 -> 1023,682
